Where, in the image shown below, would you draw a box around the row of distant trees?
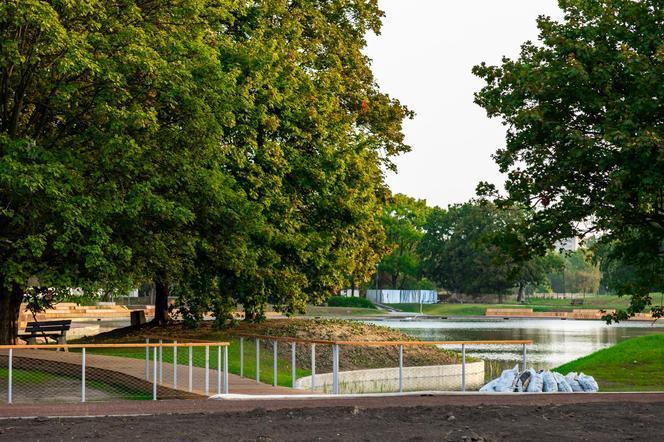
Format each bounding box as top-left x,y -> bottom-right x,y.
367,195 -> 623,300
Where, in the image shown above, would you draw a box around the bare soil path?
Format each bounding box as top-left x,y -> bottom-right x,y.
1,396 -> 663,441
1,393 -> 663,441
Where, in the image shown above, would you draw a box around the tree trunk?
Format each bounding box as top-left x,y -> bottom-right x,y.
391,273 -> 398,290
350,276 -> 356,297
517,283 -> 526,303
152,278 -> 169,325
0,281 -> 25,344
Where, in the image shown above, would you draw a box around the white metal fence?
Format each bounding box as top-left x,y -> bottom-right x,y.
0,340 -> 229,404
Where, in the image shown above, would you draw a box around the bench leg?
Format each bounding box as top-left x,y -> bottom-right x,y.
57,336 -> 68,352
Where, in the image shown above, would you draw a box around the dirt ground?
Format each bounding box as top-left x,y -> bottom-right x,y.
1,399 -> 663,441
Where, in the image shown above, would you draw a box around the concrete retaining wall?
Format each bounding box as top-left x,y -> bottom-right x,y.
295,361 -> 484,394
485,308 -> 655,321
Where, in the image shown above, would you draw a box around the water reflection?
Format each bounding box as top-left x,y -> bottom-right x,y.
365,318 -> 664,378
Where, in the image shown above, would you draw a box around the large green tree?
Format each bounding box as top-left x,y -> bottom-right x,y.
0,0 -> 410,341
0,0 -> 247,341
418,202 -> 514,296
419,201 -> 559,299
0,0 -> 159,342
180,0 -> 410,321
473,0 -> 663,321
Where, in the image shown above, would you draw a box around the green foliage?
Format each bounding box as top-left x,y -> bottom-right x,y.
326,296 -> 376,309
376,194 -> 431,289
174,0 -> 411,324
418,201 -> 552,296
418,202 -> 507,295
0,0 -> 410,340
473,0 -> 663,321
546,249 -> 601,294
555,334 -> 664,392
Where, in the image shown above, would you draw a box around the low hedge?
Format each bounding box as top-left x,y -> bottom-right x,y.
326,296 -> 377,309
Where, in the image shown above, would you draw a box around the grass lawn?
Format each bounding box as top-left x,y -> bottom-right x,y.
0,366 -> 64,384
554,334 -> 664,392
300,305 -> 384,317
390,295 -> 635,316
0,367 -> 151,400
389,303 -> 529,316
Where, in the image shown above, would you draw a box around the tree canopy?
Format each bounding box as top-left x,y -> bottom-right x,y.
418,201 -> 556,297
376,194 -> 432,290
473,0 -> 663,321
0,0 -> 410,342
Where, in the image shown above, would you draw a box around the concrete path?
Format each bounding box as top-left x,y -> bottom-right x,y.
1,349 -> 306,398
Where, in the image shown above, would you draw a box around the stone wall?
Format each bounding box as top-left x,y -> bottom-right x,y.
295,361 -> 484,394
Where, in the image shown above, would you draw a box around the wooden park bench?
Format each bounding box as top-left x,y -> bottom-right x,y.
18,320 -> 72,345
570,299 -> 584,306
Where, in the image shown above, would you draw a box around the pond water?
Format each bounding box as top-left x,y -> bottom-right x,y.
365,318 -> 664,378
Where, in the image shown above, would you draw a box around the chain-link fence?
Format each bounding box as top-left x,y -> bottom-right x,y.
1,337 -> 531,403
0,341 -> 228,404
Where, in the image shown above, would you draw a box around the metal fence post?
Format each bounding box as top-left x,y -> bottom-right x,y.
256,338 -> 260,383
205,345 -> 210,395
223,345 -> 229,395
273,341 -> 278,387
217,346 -> 222,395
7,348 -> 12,404
145,338 -> 149,380
153,347 -> 158,400
291,342 -> 296,389
81,348 -> 86,402
173,341 -> 178,389
522,343 -> 527,371
332,344 -> 339,395
159,339 -> 163,384
240,337 -> 244,378
399,345 -> 404,393
311,343 -> 316,392
461,344 -> 466,392
188,346 -> 193,393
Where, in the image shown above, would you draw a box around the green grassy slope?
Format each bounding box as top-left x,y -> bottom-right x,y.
554,334 -> 664,392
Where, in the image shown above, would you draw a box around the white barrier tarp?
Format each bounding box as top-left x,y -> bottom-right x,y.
366,290 -> 438,304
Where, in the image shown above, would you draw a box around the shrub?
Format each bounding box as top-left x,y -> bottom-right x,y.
326,296 -> 376,309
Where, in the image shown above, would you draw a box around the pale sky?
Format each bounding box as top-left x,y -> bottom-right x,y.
366,0 -> 564,208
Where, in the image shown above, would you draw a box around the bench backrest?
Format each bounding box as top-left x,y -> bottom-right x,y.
24,320 -> 72,334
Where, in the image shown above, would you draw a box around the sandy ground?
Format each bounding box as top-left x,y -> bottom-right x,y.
1,395 -> 663,441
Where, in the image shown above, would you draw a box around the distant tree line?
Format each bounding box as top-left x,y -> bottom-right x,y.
371,195 -> 644,302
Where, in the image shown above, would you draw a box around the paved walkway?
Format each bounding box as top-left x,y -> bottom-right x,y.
1,349 -> 306,398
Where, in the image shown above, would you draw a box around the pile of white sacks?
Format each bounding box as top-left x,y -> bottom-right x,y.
480,365 -> 599,393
